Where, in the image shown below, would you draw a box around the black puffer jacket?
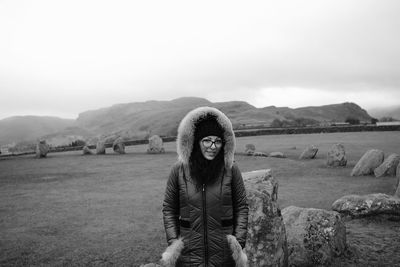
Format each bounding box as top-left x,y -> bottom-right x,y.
162,107 -> 248,267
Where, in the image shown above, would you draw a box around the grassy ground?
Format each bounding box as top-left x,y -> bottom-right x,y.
0,131 -> 399,266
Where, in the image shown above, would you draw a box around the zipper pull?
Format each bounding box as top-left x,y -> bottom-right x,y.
202,184 -> 205,192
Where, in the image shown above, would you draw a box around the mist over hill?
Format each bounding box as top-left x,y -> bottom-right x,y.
368,105 -> 400,120
0,97 -> 373,146
0,116 -> 74,146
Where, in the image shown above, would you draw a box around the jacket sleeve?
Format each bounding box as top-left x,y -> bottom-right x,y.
231,163 -> 249,249
162,163 -> 180,245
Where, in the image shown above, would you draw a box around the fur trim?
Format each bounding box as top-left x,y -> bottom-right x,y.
176,106 -> 236,168
227,235 -> 248,267
160,238 -> 184,267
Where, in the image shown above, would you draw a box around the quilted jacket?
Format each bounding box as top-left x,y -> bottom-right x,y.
162,107 -> 248,267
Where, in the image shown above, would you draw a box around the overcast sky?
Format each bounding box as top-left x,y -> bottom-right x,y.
1,0 -> 399,120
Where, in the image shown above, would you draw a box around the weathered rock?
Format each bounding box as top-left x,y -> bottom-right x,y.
396,164 -> 400,198
395,177 -> 400,198
326,143 -> 347,167
96,140 -> 106,155
282,206 -> 346,266
36,139 -> 49,158
147,135 -> 165,154
269,152 -> 286,158
350,149 -> 384,176
243,169 -> 288,267
82,146 -> 93,155
113,137 -> 125,154
332,193 -> 400,217
299,145 -> 318,159
245,144 -> 256,155
139,263 -> 161,267
243,169 -> 278,201
374,153 -> 400,177
397,163 -> 400,178
252,151 -> 268,157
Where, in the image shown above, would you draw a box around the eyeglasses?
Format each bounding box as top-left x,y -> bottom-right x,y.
201,138 -> 223,148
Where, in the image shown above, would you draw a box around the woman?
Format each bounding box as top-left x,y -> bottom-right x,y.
161,106 -> 248,267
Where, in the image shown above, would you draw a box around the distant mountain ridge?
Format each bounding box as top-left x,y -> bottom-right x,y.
0,97 -> 373,146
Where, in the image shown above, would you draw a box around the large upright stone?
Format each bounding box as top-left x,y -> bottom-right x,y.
397,163 -> 400,178
82,146 -> 93,155
332,193 -> 400,217
147,135 -> 165,154
96,140 -> 106,155
252,151 -> 268,157
299,145 -> 318,159
269,152 -> 286,158
374,153 -> 400,177
326,143 -> 347,167
36,139 -> 49,158
282,206 -> 346,266
245,144 -> 256,155
396,164 -> 400,198
139,264 -> 161,267
243,169 -> 288,267
113,137 -> 126,154
243,169 -> 278,203
350,149 -> 384,176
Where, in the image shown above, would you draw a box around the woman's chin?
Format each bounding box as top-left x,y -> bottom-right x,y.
204,153 -> 216,160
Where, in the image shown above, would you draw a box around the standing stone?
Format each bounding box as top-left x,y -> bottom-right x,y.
350,149 -> 384,176
269,152 -> 286,158
113,137 -> 126,154
282,206 -> 346,267
299,145 -> 318,159
82,146 -> 93,155
244,169 -> 278,202
332,193 -> 400,217
245,144 -> 256,155
243,169 -> 288,267
36,139 -> 49,158
374,153 -> 400,177
395,164 -> 400,198
253,151 -> 268,157
139,264 -> 161,267
96,140 -> 106,154
326,143 -> 347,167
147,135 -> 165,154
397,163 -> 400,178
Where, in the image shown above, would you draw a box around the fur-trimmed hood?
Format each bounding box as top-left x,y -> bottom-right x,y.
176,106 -> 236,168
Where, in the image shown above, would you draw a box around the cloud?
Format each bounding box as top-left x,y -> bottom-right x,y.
0,0 -> 399,119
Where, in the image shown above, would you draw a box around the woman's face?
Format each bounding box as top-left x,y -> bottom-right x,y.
199,135 -> 223,160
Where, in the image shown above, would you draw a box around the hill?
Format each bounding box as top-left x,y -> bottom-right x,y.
0,97 -> 373,146
76,98 -> 372,142
76,97 -> 213,141
0,116 -> 74,146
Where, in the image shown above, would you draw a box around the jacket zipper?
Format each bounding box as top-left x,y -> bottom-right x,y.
202,183 -> 208,266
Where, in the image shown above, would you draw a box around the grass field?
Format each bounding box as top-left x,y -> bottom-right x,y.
1,131 -> 399,266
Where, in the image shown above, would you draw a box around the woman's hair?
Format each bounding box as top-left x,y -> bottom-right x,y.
189,114 -> 225,188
